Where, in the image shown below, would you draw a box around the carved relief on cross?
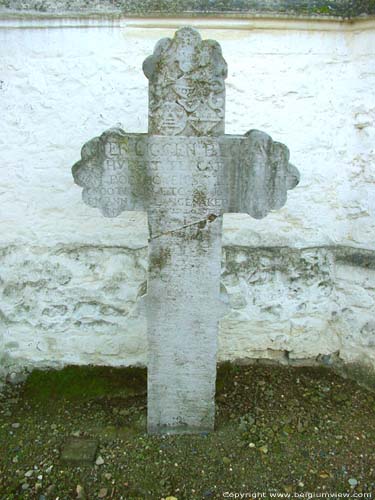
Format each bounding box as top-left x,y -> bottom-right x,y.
72,27 -> 300,434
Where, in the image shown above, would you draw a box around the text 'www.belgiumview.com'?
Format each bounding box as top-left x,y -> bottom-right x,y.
222,492 -> 372,499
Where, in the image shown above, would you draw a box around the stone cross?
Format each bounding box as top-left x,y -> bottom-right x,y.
72,27 -> 300,434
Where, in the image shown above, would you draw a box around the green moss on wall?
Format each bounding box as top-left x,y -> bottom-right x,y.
0,0 -> 374,19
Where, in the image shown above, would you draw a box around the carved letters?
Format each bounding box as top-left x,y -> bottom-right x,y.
73,129 -> 299,220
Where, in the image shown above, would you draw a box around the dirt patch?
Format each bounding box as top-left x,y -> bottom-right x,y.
0,364 -> 374,499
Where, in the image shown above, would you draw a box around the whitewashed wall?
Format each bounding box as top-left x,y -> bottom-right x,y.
1,17 -> 375,385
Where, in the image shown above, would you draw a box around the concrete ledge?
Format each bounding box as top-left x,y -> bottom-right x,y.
0,0 -> 374,21
2,16 -> 375,31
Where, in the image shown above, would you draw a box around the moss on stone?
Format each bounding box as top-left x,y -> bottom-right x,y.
333,361 -> 375,392
192,189 -> 207,207
0,0 -> 374,19
22,365 -> 147,403
150,246 -> 171,271
335,247 -> 375,270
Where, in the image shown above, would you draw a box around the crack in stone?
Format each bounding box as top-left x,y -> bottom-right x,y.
149,213 -> 221,241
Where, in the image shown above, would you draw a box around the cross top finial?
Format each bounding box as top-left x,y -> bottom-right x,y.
143,27 -> 228,136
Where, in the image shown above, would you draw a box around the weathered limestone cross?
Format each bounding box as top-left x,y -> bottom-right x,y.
72,27 -> 300,434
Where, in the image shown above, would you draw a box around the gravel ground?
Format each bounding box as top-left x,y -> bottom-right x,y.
0,364 -> 374,500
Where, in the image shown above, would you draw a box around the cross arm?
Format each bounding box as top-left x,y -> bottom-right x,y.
72,128 -> 149,217
221,130 -> 300,219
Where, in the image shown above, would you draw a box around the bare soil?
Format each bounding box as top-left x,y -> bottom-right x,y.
0,364 -> 374,499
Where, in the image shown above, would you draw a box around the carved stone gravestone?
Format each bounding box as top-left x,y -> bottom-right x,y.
72,27 -> 300,434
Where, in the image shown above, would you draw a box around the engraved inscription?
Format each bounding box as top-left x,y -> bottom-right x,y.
145,137 -> 225,224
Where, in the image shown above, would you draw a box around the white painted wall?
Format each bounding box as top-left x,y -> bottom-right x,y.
1,17 -> 374,381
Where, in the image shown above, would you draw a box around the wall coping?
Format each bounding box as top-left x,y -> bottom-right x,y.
1,14 -> 375,31
0,0 -> 375,22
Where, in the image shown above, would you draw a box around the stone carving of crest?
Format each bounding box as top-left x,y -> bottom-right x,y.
143,27 -> 228,136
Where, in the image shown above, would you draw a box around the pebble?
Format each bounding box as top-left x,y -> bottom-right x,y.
25,470 -> 33,477
46,484 -> 56,495
96,455 -> 105,466
118,409 -> 130,416
104,473 -> 112,480
259,445 -> 268,454
98,487 -> 108,498
76,484 -> 86,499
349,478 -> 358,487
283,485 -> 293,493
12,423 -> 20,429
319,471 -> 330,478
21,483 -> 29,490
